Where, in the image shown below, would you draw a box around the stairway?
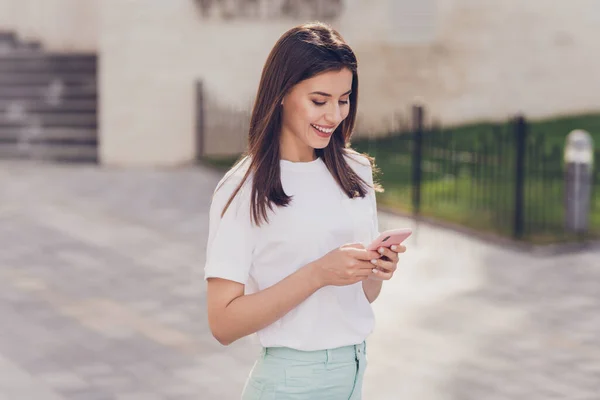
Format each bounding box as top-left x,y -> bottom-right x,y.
0,31 -> 98,163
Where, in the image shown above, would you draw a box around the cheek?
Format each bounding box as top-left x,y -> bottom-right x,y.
288,100 -> 315,125
303,103 -> 322,123
342,107 -> 350,120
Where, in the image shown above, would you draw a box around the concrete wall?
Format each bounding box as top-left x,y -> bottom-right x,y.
0,0 -> 98,51
100,0 -> 600,165
400,0 -> 600,128
2,0 -> 599,165
342,0 -> 600,132
98,0 -> 439,165
98,0 -> 300,166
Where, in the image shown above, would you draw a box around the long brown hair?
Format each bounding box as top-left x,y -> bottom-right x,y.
220,22 -> 381,226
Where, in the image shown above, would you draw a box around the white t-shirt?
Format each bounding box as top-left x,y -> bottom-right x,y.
203,151 -> 380,351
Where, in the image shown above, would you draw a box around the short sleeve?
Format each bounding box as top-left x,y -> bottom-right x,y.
365,164 -> 380,242
204,176 -> 256,284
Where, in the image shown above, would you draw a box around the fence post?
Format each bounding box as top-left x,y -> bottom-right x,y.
195,80 -> 205,160
513,115 -> 527,239
412,105 -> 424,216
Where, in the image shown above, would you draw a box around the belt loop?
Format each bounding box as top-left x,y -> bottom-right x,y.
262,347 -> 267,360
326,348 -> 332,365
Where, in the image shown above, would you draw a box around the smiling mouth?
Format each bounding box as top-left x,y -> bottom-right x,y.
311,124 -> 335,137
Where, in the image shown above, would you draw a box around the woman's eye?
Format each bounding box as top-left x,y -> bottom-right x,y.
312,100 -> 349,106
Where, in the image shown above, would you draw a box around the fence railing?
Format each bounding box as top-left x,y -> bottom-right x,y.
354,105 -> 600,243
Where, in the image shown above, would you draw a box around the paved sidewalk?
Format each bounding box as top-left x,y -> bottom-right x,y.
0,160 -> 598,399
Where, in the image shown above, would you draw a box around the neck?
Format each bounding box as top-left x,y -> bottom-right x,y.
280,151 -> 317,163
279,130 -> 317,162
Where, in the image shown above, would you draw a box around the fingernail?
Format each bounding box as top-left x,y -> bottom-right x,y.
391,245 -> 397,251
371,259 -> 377,265
371,268 -> 377,273
378,247 -> 384,254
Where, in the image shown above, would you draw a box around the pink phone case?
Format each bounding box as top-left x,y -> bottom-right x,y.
367,228 -> 412,251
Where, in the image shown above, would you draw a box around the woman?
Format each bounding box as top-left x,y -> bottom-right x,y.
204,22 -> 406,399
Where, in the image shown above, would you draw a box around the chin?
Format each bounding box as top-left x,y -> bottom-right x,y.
310,139 -> 331,150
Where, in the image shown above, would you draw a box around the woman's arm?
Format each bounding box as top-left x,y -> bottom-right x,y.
362,279 -> 383,303
207,262 -> 321,346
207,244 -> 378,345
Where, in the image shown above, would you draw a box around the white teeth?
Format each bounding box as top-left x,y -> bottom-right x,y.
312,124 -> 334,134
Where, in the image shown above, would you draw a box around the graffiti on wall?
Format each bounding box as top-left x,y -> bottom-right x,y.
195,0 -> 344,20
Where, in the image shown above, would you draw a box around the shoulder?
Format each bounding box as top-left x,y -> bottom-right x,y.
212,156 -> 253,208
343,148 -> 373,169
343,149 -> 374,178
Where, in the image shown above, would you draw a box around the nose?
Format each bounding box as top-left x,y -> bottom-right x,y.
325,104 -> 343,125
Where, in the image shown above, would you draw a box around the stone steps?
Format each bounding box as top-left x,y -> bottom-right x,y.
0,73 -> 96,86
0,85 -> 97,99
0,31 -> 98,163
0,113 -> 97,128
0,142 -> 97,163
0,54 -> 96,73
0,127 -> 96,144
0,52 -> 96,61
0,99 -> 97,113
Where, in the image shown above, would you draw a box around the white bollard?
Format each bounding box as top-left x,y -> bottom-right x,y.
564,130 -> 594,233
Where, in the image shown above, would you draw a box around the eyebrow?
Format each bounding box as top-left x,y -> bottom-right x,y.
309,89 -> 352,97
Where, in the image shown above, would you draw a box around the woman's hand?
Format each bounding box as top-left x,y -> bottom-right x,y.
312,243 -> 382,288
368,244 -> 406,281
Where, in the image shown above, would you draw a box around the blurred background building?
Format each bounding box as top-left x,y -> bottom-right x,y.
0,0 -> 599,165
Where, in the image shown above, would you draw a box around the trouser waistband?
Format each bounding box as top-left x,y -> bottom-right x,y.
263,341 -> 366,363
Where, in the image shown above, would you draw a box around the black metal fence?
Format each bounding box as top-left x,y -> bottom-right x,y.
356,106 -> 600,242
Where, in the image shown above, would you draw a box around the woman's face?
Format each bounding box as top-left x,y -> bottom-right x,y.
280,68 -> 353,161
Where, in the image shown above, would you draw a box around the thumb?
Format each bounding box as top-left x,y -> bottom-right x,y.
341,242 -> 366,249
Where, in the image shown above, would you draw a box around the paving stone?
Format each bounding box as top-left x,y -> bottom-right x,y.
0,160 -> 598,400
75,363 -> 116,377
62,389 -> 116,400
38,371 -> 89,391
88,375 -> 136,391
115,393 -> 165,400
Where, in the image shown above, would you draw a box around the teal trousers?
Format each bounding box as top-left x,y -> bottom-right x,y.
241,341 -> 367,399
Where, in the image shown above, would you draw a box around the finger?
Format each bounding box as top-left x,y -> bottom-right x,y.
367,273 -> 384,281
356,270 -> 373,279
390,244 -> 407,254
350,271 -> 372,283
357,260 -> 379,271
348,248 -> 382,261
376,246 -> 399,262
370,268 -> 393,280
342,242 -> 366,250
371,258 -> 397,273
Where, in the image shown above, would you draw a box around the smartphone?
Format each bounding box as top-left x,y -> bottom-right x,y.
366,228 -> 412,251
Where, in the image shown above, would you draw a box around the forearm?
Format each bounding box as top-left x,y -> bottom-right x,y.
362,278 -> 383,303
216,263 -> 322,345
